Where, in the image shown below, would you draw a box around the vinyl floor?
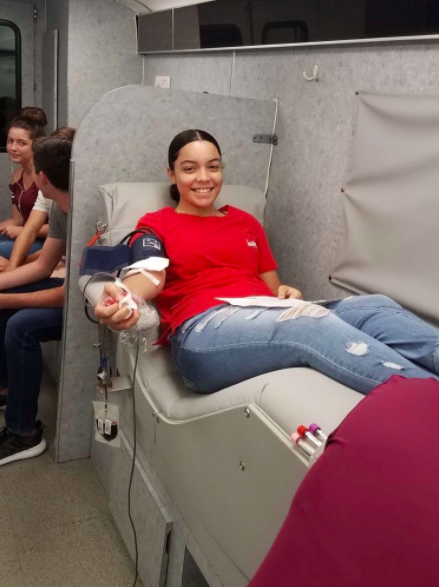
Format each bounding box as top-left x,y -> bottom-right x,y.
0,371 -> 142,587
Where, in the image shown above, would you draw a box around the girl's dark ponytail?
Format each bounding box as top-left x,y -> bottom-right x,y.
170,183 -> 180,203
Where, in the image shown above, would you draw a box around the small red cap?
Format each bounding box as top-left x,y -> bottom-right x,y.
297,425 -> 308,437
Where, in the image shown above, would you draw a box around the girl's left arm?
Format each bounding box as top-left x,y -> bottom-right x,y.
260,270 -> 303,299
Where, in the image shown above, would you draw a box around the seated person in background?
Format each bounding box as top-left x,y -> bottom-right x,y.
0,135 -> 72,466
0,107 -> 48,259
95,129 -> 439,395
0,127 -> 75,274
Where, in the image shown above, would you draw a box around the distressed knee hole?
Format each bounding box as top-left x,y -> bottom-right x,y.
195,307 -> 228,332
381,360 -> 404,371
276,302 -> 330,322
245,309 -> 266,321
214,307 -> 241,328
346,342 -> 370,356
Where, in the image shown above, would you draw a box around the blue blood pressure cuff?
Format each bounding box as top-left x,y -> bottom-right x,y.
130,232 -> 167,263
79,227 -> 167,276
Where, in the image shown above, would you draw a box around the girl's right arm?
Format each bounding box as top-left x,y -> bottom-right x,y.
94,270 -> 166,331
4,210 -> 48,271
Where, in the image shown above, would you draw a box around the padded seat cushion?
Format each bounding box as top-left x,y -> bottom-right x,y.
117,342 -> 363,434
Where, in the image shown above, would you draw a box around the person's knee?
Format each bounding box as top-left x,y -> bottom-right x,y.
0,240 -> 13,259
368,294 -> 402,309
5,313 -> 32,347
345,294 -> 402,309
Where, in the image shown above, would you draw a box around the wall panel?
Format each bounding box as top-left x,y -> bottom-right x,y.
143,42 -> 439,300
58,85 -> 275,461
67,0 -> 142,128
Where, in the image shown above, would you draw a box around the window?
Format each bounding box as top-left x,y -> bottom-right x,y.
200,24 -> 244,48
262,21 -> 309,45
140,0 -> 439,54
0,20 -> 21,153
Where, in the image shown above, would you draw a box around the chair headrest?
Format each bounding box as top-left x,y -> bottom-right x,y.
98,182 -> 266,245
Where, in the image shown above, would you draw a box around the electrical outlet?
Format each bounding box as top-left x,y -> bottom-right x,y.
155,76 -> 171,89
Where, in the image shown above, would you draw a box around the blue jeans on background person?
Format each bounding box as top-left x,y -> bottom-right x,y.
0,235 -> 45,260
0,278 -> 64,433
171,295 -> 439,394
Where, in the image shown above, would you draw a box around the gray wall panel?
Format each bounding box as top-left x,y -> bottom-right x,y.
49,0 -> 145,461
67,0 -> 142,128
46,0 -> 69,127
59,85 -> 275,461
42,30 -> 59,134
142,42 -> 439,300
143,52 -> 234,96
33,0 -> 45,108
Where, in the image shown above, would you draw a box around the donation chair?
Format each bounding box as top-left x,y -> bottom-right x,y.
86,182 -> 363,587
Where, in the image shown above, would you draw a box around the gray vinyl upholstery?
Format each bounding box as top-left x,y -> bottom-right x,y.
99,182 -> 362,428
98,182 -> 265,245
332,91 -> 439,328
118,337 -> 361,432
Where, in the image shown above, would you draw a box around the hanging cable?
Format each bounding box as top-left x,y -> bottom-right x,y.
128,336 -> 141,587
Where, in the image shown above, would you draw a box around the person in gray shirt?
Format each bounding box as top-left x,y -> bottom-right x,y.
0,134 -> 73,466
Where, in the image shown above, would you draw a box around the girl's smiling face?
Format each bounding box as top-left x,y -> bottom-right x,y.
6,127 -> 33,167
168,139 -> 224,213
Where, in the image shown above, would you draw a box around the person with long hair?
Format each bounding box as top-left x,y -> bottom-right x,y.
0,107 -> 48,259
0,127 -> 75,273
95,130 -> 439,395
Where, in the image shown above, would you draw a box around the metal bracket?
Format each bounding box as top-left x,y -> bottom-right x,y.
253,133 -> 278,146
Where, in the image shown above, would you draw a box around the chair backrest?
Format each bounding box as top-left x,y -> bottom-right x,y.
97,182 -> 266,245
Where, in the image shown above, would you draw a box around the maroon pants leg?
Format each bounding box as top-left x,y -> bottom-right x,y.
249,375 -> 439,587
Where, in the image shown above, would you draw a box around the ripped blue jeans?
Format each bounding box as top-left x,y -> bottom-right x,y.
170,295 -> 439,394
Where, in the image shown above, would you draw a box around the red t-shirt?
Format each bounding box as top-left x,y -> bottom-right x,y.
134,206 -> 278,344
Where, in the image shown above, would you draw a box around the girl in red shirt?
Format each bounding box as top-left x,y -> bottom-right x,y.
96,130 -> 439,395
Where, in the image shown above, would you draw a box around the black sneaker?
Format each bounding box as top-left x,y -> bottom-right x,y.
0,421 -> 46,466
0,394 -> 7,411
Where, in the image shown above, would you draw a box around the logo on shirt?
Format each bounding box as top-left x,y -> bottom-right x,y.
143,237 -> 161,251
247,239 -> 257,248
